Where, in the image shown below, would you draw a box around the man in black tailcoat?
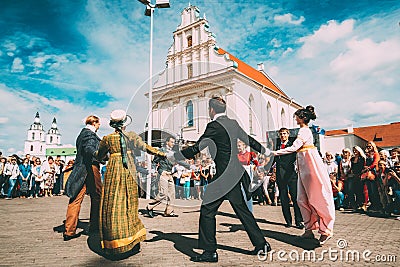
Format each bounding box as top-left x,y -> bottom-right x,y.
275,128 -> 304,229
173,97 -> 271,262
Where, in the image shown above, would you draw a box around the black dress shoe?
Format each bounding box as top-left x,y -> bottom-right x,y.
63,232 -> 81,241
146,206 -> 154,218
296,222 -> 305,229
190,251 -> 218,262
285,222 -> 292,228
250,242 -> 272,255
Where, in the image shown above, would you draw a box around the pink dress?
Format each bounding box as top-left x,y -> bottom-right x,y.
275,127 -> 335,236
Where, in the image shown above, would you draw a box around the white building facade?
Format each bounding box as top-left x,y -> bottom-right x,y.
149,5 -> 302,147
24,112 -> 73,160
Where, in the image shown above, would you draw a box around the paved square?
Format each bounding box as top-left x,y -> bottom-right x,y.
0,196 -> 398,266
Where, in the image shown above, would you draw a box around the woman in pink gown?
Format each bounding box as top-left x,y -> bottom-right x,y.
272,106 -> 335,245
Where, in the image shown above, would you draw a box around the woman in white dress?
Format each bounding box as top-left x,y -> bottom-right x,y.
272,105 -> 335,245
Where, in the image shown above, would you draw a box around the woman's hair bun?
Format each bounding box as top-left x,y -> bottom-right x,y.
306,105 -> 317,120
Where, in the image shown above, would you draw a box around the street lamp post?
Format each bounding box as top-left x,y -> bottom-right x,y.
137,0 -> 170,199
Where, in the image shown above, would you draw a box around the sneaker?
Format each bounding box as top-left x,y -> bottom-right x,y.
339,207 -> 344,211
27,196 -> 32,199
5,197 -> 11,200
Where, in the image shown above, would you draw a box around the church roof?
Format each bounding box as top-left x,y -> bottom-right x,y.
46,147 -> 76,157
215,47 -> 288,98
325,122 -> 400,148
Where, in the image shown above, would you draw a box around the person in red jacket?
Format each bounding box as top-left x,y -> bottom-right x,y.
237,140 -> 259,212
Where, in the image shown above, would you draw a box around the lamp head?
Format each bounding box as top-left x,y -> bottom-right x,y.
144,5 -> 152,16
138,0 -> 150,5
155,0 -> 170,8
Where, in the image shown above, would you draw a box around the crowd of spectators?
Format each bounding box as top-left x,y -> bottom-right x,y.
0,152 -> 74,199
1,144 -> 399,220
324,144 -> 400,218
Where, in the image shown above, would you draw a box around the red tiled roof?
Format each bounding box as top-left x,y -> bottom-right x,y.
326,122 -> 400,148
216,48 -> 288,97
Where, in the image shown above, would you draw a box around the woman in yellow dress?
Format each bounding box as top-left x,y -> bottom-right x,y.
95,110 -> 165,257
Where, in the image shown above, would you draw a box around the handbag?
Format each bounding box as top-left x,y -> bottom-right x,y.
20,181 -> 29,193
360,170 -> 375,180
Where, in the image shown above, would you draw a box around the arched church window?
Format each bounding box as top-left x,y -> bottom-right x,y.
281,108 -> 286,127
50,136 -> 53,143
32,132 -> 35,140
187,36 -> 192,47
186,100 -> 194,127
187,64 -> 193,79
266,102 -> 273,131
30,145 -> 33,151
249,95 -> 254,134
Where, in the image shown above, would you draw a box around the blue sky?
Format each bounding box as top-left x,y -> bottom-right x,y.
1,0 -> 399,155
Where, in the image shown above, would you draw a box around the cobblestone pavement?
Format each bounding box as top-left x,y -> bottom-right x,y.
0,196 -> 399,266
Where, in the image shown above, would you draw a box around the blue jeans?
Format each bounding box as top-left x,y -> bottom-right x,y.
184,181 -> 190,199
241,184 -> 253,213
366,180 -> 382,210
334,191 -> 345,209
393,190 -> 400,212
7,178 -> 17,198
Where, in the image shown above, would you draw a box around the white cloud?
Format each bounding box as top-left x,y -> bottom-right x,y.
27,52 -> 73,75
282,47 -> 293,57
3,40 -> 17,52
271,14 -> 400,130
330,38 -> 400,78
271,38 -> 281,48
298,19 -> 355,59
269,50 -> 275,57
274,13 -> 305,25
0,117 -> 9,123
357,101 -> 398,117
266,66 -> 279,77
11,57 -> 24,72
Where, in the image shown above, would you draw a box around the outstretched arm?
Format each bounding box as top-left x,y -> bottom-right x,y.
125,131 -> 165,157
236,121 -> 265,154
175,122 -> 218,160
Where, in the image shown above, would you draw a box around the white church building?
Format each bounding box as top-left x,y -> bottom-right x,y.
145,4 -> 302,148
24,112 -> 76,161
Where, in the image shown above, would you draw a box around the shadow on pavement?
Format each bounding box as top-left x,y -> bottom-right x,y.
220,223 -> 320,250
138,208 -> 165,218
52,219 -> 89,234
147,230 -> 253,257
217,211 -> 287,227
87,233 -> 140,261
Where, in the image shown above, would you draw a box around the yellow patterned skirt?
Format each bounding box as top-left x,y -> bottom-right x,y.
100,154 -> 146,255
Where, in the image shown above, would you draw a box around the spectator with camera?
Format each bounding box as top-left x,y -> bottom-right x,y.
363,141 -> 381,212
